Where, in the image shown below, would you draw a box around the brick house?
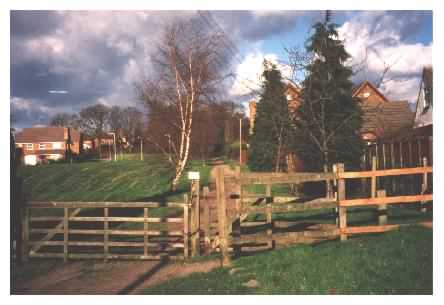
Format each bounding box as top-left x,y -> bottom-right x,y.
15,127 -> 80,165
248,79 -> 414,171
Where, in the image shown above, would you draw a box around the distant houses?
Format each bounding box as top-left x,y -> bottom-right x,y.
248,76 -> 421,172
13,126 -> 125,165
15,127 -> 80,165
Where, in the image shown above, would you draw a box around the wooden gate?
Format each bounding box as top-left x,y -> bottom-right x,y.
22,201 -> 191,261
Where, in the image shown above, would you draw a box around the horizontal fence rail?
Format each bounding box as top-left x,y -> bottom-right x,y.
22,200 -> 191,262
213,160 -> 433,263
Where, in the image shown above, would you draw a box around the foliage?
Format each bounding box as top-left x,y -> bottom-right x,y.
138,17 -> 234,190
248,61 -> 294,172
144,226 -> 432,294
18,155 -> 210,202
294,14 -> 363,171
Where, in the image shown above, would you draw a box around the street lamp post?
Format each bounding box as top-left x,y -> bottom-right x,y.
139,136 -> 143,161
239,118 -> 242,165
108,132 -> 117,162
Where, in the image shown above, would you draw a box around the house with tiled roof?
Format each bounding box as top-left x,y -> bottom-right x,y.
15,127 -> 80,165
247,78 -> 414,172
352,81 -> 414,144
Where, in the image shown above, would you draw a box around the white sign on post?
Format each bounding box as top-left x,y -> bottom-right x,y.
188,171 -> 200,180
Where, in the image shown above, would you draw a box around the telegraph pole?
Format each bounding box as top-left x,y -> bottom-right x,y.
239,118 -> 242,165
140,137 -> 143,161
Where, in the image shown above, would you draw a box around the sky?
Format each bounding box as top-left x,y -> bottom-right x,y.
10,10 -> 433,129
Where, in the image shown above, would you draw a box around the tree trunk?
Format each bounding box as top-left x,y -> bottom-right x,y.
275,140 -> 282,173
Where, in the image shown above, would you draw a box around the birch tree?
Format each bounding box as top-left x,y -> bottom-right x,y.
138,17 -> 232,191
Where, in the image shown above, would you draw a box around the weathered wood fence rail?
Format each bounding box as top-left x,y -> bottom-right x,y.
214,159 -> 432,265
22,201 -> 191,261
336,157 -> 432,241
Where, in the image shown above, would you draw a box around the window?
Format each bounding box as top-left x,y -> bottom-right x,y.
26,143 -> 33,150
39,143 -> 46,150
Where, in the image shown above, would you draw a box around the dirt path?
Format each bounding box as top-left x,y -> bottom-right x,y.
13,162 -> 234,295
13,258 -> 220,294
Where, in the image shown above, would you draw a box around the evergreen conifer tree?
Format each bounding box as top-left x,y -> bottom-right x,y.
248,60 -> 293,172
294,12 -> 363,172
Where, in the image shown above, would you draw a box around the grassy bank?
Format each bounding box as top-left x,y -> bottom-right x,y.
144,226 -> 432,294
19,154 -> 211,202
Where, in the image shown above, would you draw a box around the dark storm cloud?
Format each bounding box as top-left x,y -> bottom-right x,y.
213,11 -> 313,42
11,10 -> 63,38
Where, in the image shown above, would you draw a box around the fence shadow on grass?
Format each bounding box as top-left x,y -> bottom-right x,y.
117,257 -> 170,294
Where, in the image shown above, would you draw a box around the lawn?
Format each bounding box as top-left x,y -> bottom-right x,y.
144,226 -> 433,294
18,154 -> 211,202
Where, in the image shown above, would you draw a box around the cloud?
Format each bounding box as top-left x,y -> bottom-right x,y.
337,11 -> 432,104
229,51 -> 292,96
212,11 -> 311,42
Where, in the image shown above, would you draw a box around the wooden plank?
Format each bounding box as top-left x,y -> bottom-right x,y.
418,139 -> 422,166
233,166 -> 242,257
30,229 -> 184,236
66,217 -> 183,223
341,222 -> 432,235
241,199 -> 336,214
266,184 -> 273,249
183,195 -> 189,258
339,194 -> 433,207
338,166 -> 432,179
371,157 -> 377,199
428,136 -> 433,165
104,207 -> 109,261
27,201 -> 185,209
30,207 -> 82,255
28,241 -> 185,248
144,208 -> 148,256
240,172 -> 334,185
377,190 -> 387,225
382,143 -> 386,169
22,206 -> 30,262
29,217 -> 63,222
63,208 -> 69,262
408,140 -> 413,166
421,157 -> 428,213
216,166 -> 231,267
30,253 -> 184,260
203,186 -> 211,255
337,163 -> 347,241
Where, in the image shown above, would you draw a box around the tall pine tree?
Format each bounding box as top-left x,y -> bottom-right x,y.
248,60 -> 293,172
294,12 -> 363,172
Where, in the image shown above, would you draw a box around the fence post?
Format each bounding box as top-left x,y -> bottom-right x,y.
190,179 -> 200,257
377,190 -> 388,225
332,164 -> 339,226
428,136 -> 433,165
183,194 -> 189,258
202,186 -> 211,255
371,156 -> 377,199
216,166 -> 231,267
421,157 -> 428,213
390,142 -> 396,194
104,207 -> 108,262
144,208 -> 148,257
233,166 -> 242,258
337,163 -> 347,241
266,184 -> 273,249
64,207 -> 69,262
21,205 -> 29,262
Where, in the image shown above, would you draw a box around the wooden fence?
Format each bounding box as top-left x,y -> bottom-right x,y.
215,161 -> 433,265
22,201 -> 192,261
337,157 -> 432,241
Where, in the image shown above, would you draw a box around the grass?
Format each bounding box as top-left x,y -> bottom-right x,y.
144,226 -> 432,294
18,154 -> 211,202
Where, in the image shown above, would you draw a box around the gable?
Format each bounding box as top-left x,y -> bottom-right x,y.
353,81 -> 389,105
